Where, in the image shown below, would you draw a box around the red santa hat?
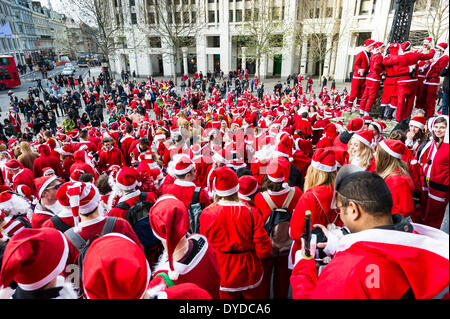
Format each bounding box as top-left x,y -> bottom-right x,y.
115,167 -> 142,191
209,166 -> 239,197
374,41 -> 385,50
16,185 -> 33,202
56,144 -> 75,156
82,233 -> 150,299
401,41 -> 412,52
106,165 -> 121,179
56,182 -> 73,208
274,134 -> 293,159
0,228 -> 69,291
436,42 -> 448,51
311,148 -> 337,172
364,39 -> 376,49
352,130 -> 375,149
423,37 -> 432,44
266,156 -> 290,183
371,121 -> 387,134
388,43 -> 401,55
190,144 -> 202,157
42,167 -> 55,177
409,116 -> 426,130
34,175 -> 59,200
5,159 -> 23,171
174,156 -> 194,175
149,196 -> 190,281
66,182 -> 100,227
346,117 -> 364,133
238,175 -> 258,202
363,115 -> 373,124
70,168 -> 85,182
378,139 -> 411,160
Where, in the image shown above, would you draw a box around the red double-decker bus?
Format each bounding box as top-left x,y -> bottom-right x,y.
0,56 -> 21,90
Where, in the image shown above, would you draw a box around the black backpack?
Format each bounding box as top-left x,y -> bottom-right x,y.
188,187 -> 202,235
50,215 -> 72,232
115,192 -> 160,250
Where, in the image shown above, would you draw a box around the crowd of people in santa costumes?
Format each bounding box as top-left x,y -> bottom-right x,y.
0,35 -> 448,300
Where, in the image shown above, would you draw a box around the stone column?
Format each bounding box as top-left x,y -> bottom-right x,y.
182,47 -> 188,75
241,47 -> 247,71
300,40 -> 308,75
323,36 -> 333,77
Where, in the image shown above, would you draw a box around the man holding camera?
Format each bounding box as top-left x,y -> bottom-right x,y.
291,165 -> 449,299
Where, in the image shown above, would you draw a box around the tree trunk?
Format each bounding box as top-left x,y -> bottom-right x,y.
173,50 -> 178,86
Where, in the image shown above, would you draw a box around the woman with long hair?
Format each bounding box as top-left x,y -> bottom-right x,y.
290,148 -> 339,269
199,166 -> 272,299
375,139 -> 415,217
348,130 -> 376,171
405,116 -> 428,157
422,115 -> 449,228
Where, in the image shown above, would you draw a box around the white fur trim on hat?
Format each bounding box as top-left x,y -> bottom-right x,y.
311,160 -> 337,172
174,164 -> 194,175
38,176 -> 59,200
378,140 -> 402,159
215,184 -> 239,197
409,120 -> 425,130
352,134 -> 373,149
116,179 -> 141,191
267,175 -> 285,183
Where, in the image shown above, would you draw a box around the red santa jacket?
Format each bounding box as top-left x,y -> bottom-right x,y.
394,49 -> 436,83
199,200 -> 272,292
254,186 -> 303,223
148,234 -> 221,299
33,147 -> 63,178
291,224 -> 449,299
162,179 -> 211,209
291,150 -> 311,180
352,50 -> 371,79
424,54 -> 449,85
120,135 -> 137,160
31,203 -> 56,229
366,52 -> 385,82
385,170 -> 415,217
97,147 -> 125,174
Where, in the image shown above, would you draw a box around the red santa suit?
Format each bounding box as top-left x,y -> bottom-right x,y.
97,146 -> 125,174
381,43 -> 402,116
394,44 -> 436,122
415,55 -> 433,109
200,200 -> 272,299
348,41 -> 373,110
8,111 -> 21,134
120,134 -> 136,166
108,189 -> 157,219
291,222 -> 449,299
422,46 -> 449,117
423,119 -> 449,228
254,185 -> 303,299
359,47 -> 385,114
290,184 -> 339,269
385,170 -> 415,218
11,167 -> 36,196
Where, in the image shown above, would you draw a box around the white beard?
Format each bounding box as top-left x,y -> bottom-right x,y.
0,194 -> 33,221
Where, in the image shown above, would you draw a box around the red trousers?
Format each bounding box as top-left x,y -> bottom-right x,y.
261,255 -> 291,299
396,81 -> 417,122
348,78 -> 366,108
381,83 -> 398,109
424,186 -> 449,229
360,79 -> 381,113
423,83 -> 439,117
415,77 -> 426,109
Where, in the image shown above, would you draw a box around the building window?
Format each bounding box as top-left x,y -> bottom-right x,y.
272,7 -> 280,20
355,32 -> 372,47
236,9 -> 242,22
207,36 -> 220,47
208,10 -> 215,23
229,10 -> 233,22
254,8 -> 259,20
129,0 -> 135,6
326,7 -> 333,18
245,9 -> 251,21
191,11 -> 196,23
359,0 -> 371,15
217,10 -> 219,23
131,13 -> 137,24
175,11 -> 181,24
409,30 -> 429,46
149,36 -> 162,48
414,0 -> 428,11
147,12 -> 155,24
183,11 -> 190,23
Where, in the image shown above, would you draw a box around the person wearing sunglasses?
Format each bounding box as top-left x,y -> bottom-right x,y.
290,165 -> 449,299
32,175 -> 64,228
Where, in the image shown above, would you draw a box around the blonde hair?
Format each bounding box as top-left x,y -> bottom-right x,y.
375,145 -> 410,180
303,165 -> 337,192
348,137 -> 374,169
